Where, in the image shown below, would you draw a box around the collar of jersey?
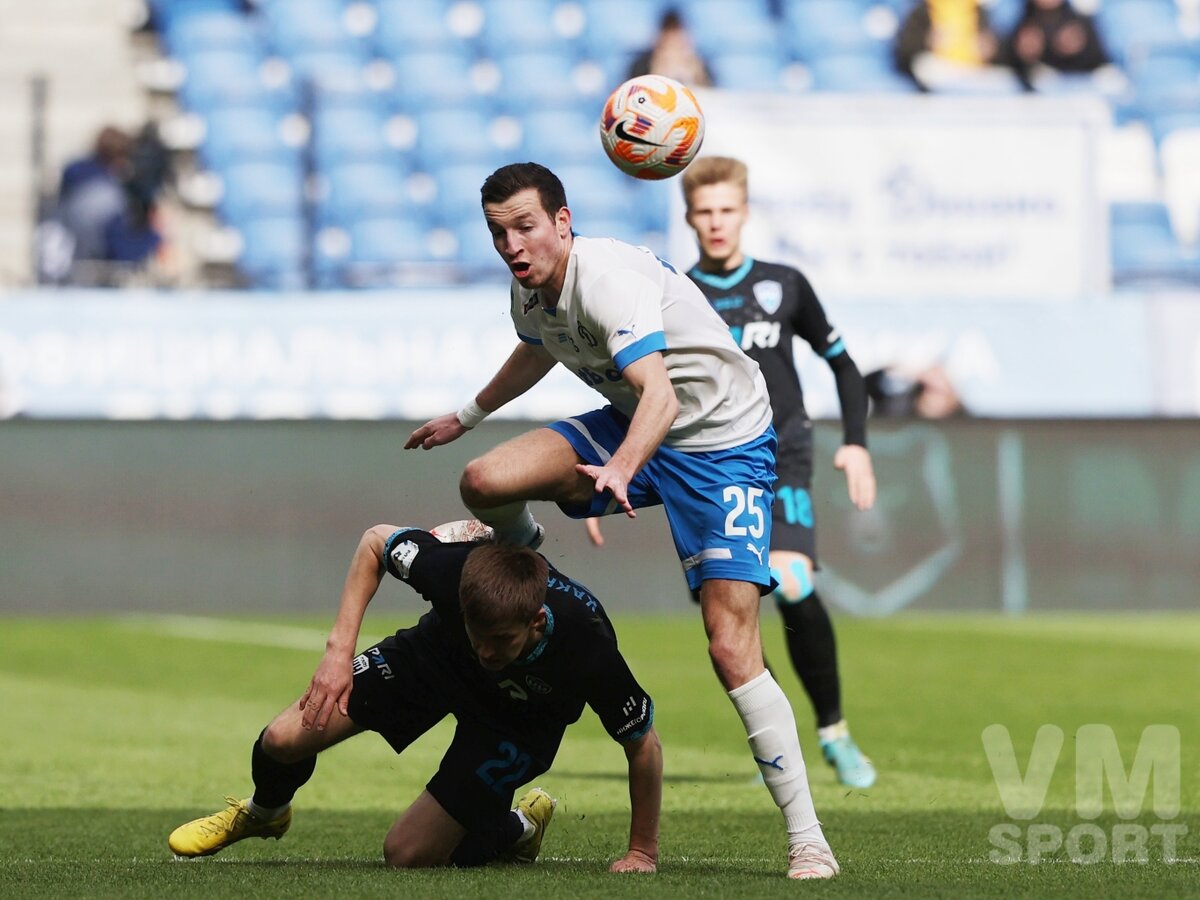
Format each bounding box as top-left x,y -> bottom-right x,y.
514,604 -> 555,666
689,256 -> 754,290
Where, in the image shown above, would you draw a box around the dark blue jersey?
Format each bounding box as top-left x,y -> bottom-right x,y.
689,258 -> 867,448
382,528 -> 654,744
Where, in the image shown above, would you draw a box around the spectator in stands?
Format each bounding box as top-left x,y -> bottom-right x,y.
1003,0 -> 1109,90
866,363 -> 967,419
894,0 -> 1012,93
627,8 -> 713,87
57,126 -> 135,270
53,124 -> 166,285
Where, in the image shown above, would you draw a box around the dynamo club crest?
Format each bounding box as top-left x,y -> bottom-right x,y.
752,280 -> 783,315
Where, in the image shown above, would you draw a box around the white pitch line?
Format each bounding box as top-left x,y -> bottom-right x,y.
120,615 -> 329,651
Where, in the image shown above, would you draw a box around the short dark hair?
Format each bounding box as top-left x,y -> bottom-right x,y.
480,162 -> 568,219
459,543 -> 548,631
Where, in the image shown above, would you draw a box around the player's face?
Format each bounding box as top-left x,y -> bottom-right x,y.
483,188 -> 572,294
465,609 -> 546,672
686,182 -> 748,270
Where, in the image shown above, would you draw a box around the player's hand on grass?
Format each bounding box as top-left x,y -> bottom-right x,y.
299,653 -> 354,731
576,463 -> 636,518
404,413 -> 468,450
585,517 -> 605,547
609,849 -> 656,873
834,444 -> 876,511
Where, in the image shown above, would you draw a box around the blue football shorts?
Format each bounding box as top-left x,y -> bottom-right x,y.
547,406 -> 777,593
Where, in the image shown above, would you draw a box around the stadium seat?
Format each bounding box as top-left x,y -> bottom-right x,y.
219,160 -> 305,224
310,104 -> 395,166
262,0 -> 357,56
686,0 -> 776,55
1109,201 -> 1195,284
321,161 -> 412,224
435,162 -> 498,226
455,221 -> 502,270
808,52 -> 916,93
785,0 -> 876,60
374,0 -> 460,54
580,0 -> 668,61
390,50 -> 484,108
348,216 -> 431,265
495,52 -> 583,110
415,107 -> 502,167
236,215 -> 308,288
180,49 -> 270,112
1095,1 -> 1181,64
521,108 -> 606,167
709,52 -> 789,91
479,0 -> 565,56
285,49 -> 374,93
162,9 -> 259,57
555,163 -> 634,223
200,104 -> 299,170
1161,128 -> 1200,246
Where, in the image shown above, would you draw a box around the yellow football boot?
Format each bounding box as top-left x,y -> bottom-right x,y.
168,796 -> 291,858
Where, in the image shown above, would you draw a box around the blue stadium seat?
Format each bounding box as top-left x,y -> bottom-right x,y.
390,50 -> 483,107
349,216 -> 431,265
435,163 -> 497,226
456,221 -> 502,269
237,215 -> 308,288
262,0 -> 356,56
1095,1 -> 1181,63
521,108 -> 606,167
285,49 -> 373,93
415,107 -> 501,167
479,0 -> 563,56
495,52 -> 583,110
374,0 -> 459,54
219,161 -> 305,225
149,0 -> 242,31
310,104 -> 394,166
570,216 -> 646,247
1129,51 -> 1200,110
686,0 -> 776,56
200,104 -> 298,169
709,52 -> 788,91
809,53 -> 915,93
180,49 -> 270,112
162,9 -> 258,57
580,0 -> 668,61
1109,201 -> 1194,283
322,161 -> 412,224
556,163 -> 633,223
785,0 -> 875,60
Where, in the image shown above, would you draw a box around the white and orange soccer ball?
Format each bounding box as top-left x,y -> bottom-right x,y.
599,74 -> 705,180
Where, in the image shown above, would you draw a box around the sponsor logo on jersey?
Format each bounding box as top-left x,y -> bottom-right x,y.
389,540 -> 420,578
617,696 -> 650,735
746,542 -> 766,565
753,280 -> 783,315
525,675 -> 553,695
739,321 -> 782,350
522,293 -> 539,314
351,653 -> 370,675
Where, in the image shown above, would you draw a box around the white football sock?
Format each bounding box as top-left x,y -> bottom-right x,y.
728,670 -> 825,843
818,719 -> 849,744
247,799 -> 289,820
465,499 -> 538,546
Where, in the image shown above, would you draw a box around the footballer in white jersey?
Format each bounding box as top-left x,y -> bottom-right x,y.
509,236 -> 772,453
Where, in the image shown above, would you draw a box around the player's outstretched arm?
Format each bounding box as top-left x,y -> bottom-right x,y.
610,726 -> 662,874
300,524 -> 394,731
577,353 -> 676,517
834,444 -> 876,511
404,343 -> 557,450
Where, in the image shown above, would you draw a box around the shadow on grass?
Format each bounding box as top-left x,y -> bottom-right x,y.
0,808 -> 1194,899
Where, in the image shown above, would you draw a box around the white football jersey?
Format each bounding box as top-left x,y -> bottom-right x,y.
509,236 -> 772,451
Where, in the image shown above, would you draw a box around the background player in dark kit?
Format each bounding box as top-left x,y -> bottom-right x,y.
592,155 -> 878,788
168,520 -> 661,874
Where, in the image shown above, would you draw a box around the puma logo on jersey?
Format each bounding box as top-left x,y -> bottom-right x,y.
734,321 -> 781,350
746,542 -> 766,565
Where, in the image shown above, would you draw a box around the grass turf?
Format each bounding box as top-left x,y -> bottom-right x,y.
1,612 -> 1196,898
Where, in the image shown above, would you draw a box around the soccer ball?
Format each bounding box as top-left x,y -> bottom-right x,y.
599,74 -> 705,180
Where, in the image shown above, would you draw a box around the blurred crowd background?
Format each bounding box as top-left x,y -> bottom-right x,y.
3,0 -> 1199,292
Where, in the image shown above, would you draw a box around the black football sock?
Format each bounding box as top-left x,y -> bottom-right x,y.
450,813 -> 522,868
250,729 -> 317,809
778,591 -> 843,729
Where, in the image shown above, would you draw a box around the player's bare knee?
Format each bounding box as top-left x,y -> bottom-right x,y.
459,458 -> 498,507
708,637 -> 756,690
382,832 -> 438,869
261,720 -> 305,763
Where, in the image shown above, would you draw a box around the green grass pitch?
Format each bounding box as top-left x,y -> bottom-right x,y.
1,612 -> 1196,898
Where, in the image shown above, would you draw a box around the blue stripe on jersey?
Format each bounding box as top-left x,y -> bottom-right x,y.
822,338 -> 846,358
613,331 -> 667,372
688,256 -> 754,291
514,604 -> 555,666
517,333 -> 543,345
383,527 -> 422,558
